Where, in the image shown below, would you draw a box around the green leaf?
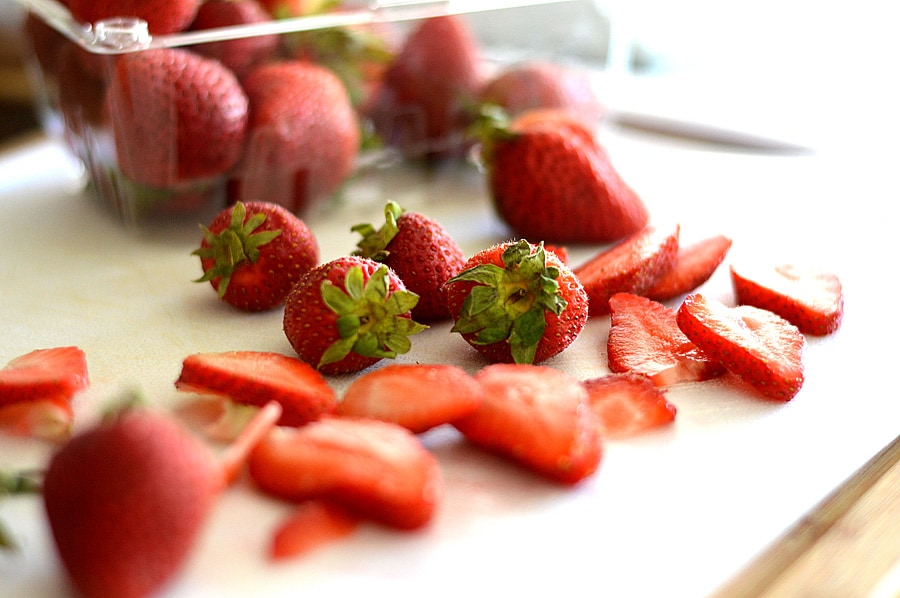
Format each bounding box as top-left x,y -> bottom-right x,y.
385,289 -> 420,315
335,314 -> 361,339
447,263 -> 505,286
319,336 -> 357,367
345,266 -> 367,301
321,280 -> 357,315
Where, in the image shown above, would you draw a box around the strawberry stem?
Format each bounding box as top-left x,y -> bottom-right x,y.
351,201 -> 403,261
217,400 -> 283,487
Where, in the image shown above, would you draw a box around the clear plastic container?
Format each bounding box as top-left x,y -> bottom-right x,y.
17,0 -> 612,224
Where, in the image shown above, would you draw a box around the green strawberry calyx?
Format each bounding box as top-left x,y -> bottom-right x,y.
447,240 -> 567,364
318,264 -> 427,368
350,200 -> 403,261
193,202 -> 282,298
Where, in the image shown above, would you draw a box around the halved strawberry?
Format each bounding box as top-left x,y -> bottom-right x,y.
607,293 -> 725,386
452,363 -> 602,484
676,293 -> 806,401
573,224 -> 680,316
0,347 -> 89,408
0,399 -> 73,442
730,263 -> 844,336
582,373 -> 676,438
338,363 -> 483,433
248,416 -> 442,530
645,234 -> 732,301
175,351 -> 337,427
269,500 -> 361,561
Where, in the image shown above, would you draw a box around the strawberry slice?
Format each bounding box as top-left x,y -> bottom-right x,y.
270,500 -> 361,561
573,224 -> 680,316
338,363 -> 483,433
582,373 -> 677,438
676,293 -> 806,401
730,263 -> 844,336
452,363 -> 602,484
645,234 -> 732,301
175,351 -> 337,427
0,347 -> 89,408
248,416 -> 442,530
607,293 -> 725,386
0,399 -> 74,442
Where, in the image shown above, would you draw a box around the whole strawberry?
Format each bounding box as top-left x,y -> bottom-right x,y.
194,201 -> 319,311
107,48 -> 249,189
444,240 -> 588,365
68,0 -> 201,34
230,60 -> 360,215
189,0 -> 279,78
367,15 -> 482,157
283,256 -> 427,375
475,108 -> 649,244
351,201 -> 466,321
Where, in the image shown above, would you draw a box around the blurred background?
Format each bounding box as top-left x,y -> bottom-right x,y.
1,0 -> 897,153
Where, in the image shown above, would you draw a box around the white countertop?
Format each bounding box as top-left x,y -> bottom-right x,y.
0,121 -> 897,597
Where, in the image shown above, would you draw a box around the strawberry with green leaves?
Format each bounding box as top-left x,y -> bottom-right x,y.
352,201 -> 466,322
730,263 -> 844,336
573,224 -> 680,316
107,47 -> 249,190
474,107 -> 649,244
607,293 -> 724,386
453,363 -> 602,484
175,351 -> 337,427
444,240 -> 588,365
194,201 -> 319,312
676,293 -> 807,401
283,256 -> 427,375
249,415 -> 442,529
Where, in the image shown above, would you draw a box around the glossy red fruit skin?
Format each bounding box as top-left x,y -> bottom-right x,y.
445,242 -> 588,365
68,0 -> 202,34
488,128 -> 649,244
108,48 -> 249,188
232,61 -> 360,215
197,202 -> 319,311
42,411 -> 219,598
189,0 -> 279,78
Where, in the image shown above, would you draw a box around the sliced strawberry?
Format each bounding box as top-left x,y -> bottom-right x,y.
676,293 -> 806,401
645,234 -> 732,301
730,263 -> 844,336
0,347 -> 89,408
607,293 -> 725,386
248,416 -> 442,530
452,363 -> 602,484
0,399 -> 74,442
338,363 -> 483,433
582,373 -> 676,439
573,224 -> 680,316
270,500 -> 361,561
175,351 -> 337,427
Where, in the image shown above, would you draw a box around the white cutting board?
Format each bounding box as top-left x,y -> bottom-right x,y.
0,129 -> 896,598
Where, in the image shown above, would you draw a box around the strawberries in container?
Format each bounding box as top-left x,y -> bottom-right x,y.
19,0 -> 611,224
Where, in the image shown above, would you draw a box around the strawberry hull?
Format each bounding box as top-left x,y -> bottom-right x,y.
18,0 -> 610,225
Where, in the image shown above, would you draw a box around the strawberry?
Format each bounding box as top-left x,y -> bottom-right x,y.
479,61 -> 603,123
444,240 -> 588,365
68,0 -> 201,34
258,0 -> 335,18
573,224 -> 680,316
282,256 -> 427,375
367,15 -> 482,157
607,293 -> 725,386
0,400 -> 74,442
107,47 -> 249,189
270,500 -> 360,561
475,108 -> 649,244
249,415 -> 442,529
730,263 -> 844,336
230,60 -> 360,215
193,201 -> 319,311
0,347 -> 89,409
351,201 -> 466,322
645,234 -> 732,301
189,0 -> 279,78
337,363 -> 483,433
676,293 -> 807,401
452,363 -> 602,484
582,373 -> 677,439
175,351 -> 337,427
42,401 -> 281,598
